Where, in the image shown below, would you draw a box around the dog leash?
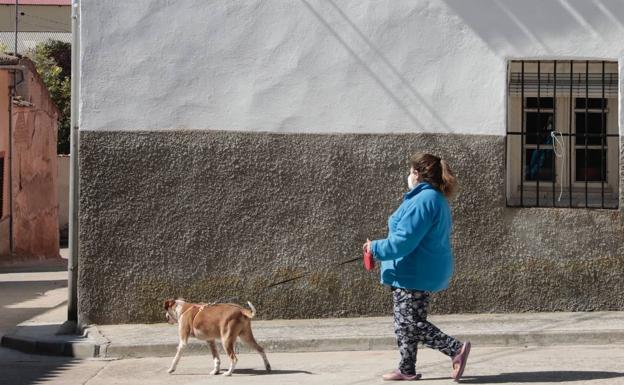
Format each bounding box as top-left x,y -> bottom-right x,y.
211,256 -> 362,304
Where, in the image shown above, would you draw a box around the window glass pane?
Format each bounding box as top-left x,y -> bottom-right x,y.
576,149 -> 607,182
526,97 -> 554,109
525,113 -> 554,144
575,98 -> 608,109
525,148 -> 555,182
575,112 -> 606,146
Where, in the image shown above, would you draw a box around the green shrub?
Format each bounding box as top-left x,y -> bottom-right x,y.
27,40 -> 71,154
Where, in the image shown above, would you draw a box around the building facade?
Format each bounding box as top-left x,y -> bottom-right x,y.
0,54 -> 60,261
78,0 -> 624,324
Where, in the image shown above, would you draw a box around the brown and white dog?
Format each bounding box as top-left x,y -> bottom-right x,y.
163,298 -> 271,376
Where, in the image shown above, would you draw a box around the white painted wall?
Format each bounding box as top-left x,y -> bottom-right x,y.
79,0 -> 624,135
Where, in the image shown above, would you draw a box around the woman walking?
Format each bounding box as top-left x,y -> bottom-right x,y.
364,153 -> 470,381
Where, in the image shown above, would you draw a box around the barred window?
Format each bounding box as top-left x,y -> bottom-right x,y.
506,60 -> 619,208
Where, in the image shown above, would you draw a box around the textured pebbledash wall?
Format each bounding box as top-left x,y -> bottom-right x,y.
79,131 -> 624,324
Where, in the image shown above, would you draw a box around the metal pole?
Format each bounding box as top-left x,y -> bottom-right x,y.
585,60 -> 589,208
601,61 -> 605,208
68,0 -> 80,324
7,83 -> 12,256
552,61 -> 557,207
14,0 -> 18,55
569,61 -> 573,207
537,61 -> 541,207
9,1 -> 17,256
520,61 -> 525,206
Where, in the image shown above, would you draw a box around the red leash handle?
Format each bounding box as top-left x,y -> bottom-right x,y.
363,248 -> 375,271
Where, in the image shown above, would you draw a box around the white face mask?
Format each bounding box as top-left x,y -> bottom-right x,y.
407,174 -> 417,190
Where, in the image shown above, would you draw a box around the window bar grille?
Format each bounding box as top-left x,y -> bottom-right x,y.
552,60 -> 557,207
569,61 -> 573,207
585,60 -> 589,208
601,60 -> 605,209
507,60 -> 618,209
537,61 -> 541,206
520,61 -> 525,207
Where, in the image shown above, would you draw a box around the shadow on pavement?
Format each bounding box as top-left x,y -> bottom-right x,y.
458,370 -> 624,383
172,368 -> 314,376
0,280 -> 67,335
0,260 -> 77,384
230,368 -> 314,375
0,347 -> 81,385
0,259 -> 67,274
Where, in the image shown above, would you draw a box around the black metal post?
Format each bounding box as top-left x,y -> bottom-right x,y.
537,61 -> 541,207
521,61 -> 525,207
569,61 -> 573,207
552,60 -> 557,206
601,61 -> 605,208
585,60 -> 589,208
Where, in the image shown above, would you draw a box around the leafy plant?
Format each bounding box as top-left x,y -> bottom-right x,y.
27,40 -> 71,154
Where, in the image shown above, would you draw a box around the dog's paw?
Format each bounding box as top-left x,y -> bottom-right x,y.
167,368 -> 175,374
209,369 -> 220,375
222,371 -> 233,377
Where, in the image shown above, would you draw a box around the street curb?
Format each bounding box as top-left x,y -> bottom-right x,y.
1,333 -> 100,358
0,324 -> 106,359
4,325 -> 624,359
101,330 -> 624,359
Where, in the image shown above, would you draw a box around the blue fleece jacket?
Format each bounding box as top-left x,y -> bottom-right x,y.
370,182 -> 453,292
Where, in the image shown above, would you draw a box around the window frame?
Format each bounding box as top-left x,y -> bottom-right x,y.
506,60 -> 619,209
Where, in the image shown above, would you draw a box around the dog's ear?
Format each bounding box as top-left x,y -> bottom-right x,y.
164,299 -> 175,310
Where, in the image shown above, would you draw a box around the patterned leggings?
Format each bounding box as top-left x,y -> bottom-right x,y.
392,287 -> 463,375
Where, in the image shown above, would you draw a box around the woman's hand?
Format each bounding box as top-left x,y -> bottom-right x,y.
362,238 -> 372,254
362,238 -> 375,271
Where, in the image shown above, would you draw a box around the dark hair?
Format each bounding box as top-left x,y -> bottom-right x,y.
410,153 -> 457,198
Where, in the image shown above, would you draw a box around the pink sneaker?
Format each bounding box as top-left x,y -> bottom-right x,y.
382,369 -> 422,381
451,341 -> 471,381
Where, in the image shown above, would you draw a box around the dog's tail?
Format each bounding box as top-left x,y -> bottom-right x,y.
243,301 -> 257,319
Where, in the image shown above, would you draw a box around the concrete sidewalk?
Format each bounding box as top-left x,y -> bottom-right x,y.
0,262 -> 98,358
94,311 -> 624,358
4,303 -> 624,359
3,260 -> 624,359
